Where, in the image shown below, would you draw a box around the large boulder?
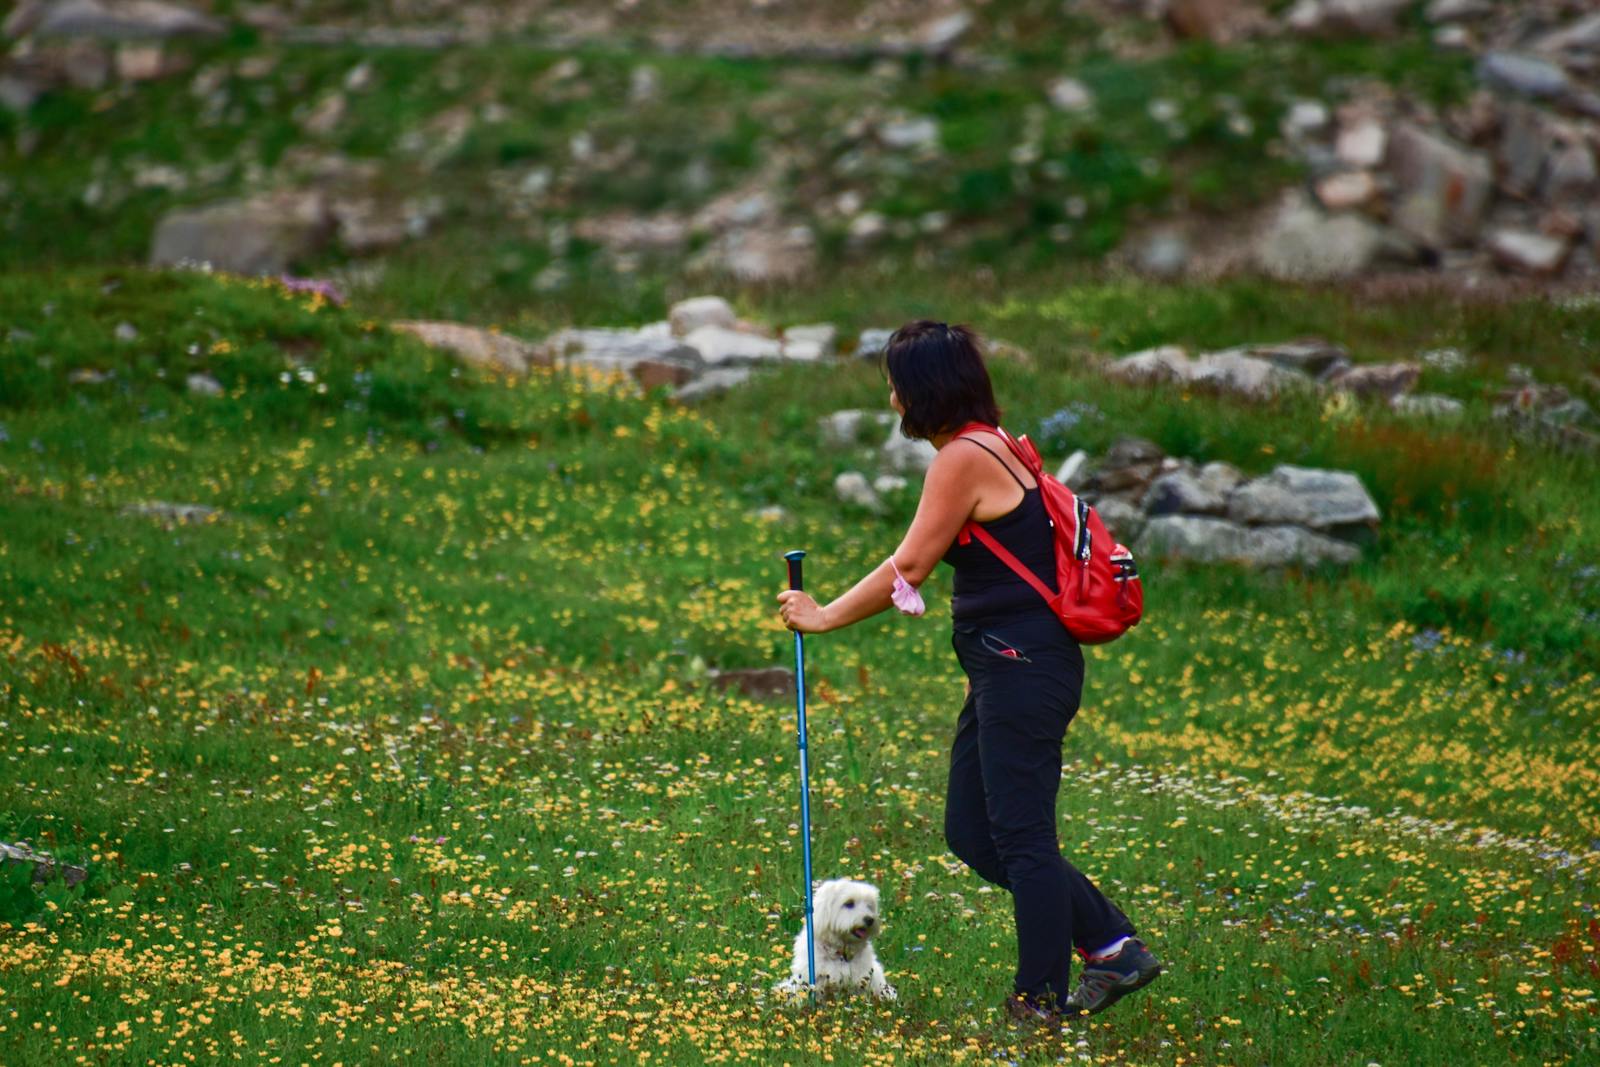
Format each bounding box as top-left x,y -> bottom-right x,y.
537,326 -> 702,380
1105,345 -> 1192,385
395,321 -> 545,376
880,425 -> 937,474
1287,0 -> 1411,37
1225,339 -> 1349,379
1323,361 -> 1421,401
834,470 -> 882,512
668,295 -> 736,337
1226,465 -> 1380,532
817,408 -> 895,447
1142,469 -> 1227,516
693,224 -> 817,283
681,325 -> 783,365
1137,515 -> 1361,566
1486,228 -> 1572,275
781,323 -> 837,362
1385,123 -> 1493,249
1190,350 -> 1312,399
1477,52 -> 1572,100
672,367 -> 754,404
25,0 -> 224,40
149,192 -> 333,275
1255,193 -> 1401,281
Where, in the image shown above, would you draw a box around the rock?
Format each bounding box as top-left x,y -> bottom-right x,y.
878,114 -> 940,151
1191,350 -> 1312,399
1425,0 -> 1491,21
185,372 -> 222,396
1486,228 -> 1571,275
817,408 -> 894,447
1391,393 -> 1464,418
873,474 -> 909,495
537,326 -> 702,380
1220,339 -> 1348,378
113,321 -> 137,341
1283,100 -> 1331,140
574,213 -> 689,255
1420,347 -> 1467,373
1255,193 -> 1397,281
1091,438 -> 1165,495
396,321 -> 545,376
669,295 -> 737,337
781,323 -> 837,362
1104,437 -> 1165,470
1498,104 -> 1553,198
672,367 -> 755,403
632,359 -> 697,391
1386,123 -> 1493,249
114,41 -> 182,81
1335,117 -> 1387,168
847,212 -> 887,243
150,192 -> 333,275
1142,469 -> 1227,516
1288,0 -> 1411,36
1543,142 -> 1597,203
121,500 -> 220,524
1314,170 -> 1379,210
682,325 -> 783,366
1323,361 -> 1421,400
918,10 -> 973,52
1047,76 -> 1094,113
1227,465 -> 1380,531
1197,461 -> 1245,497
1534,14 -> 1600,55
1093,495 -> 1146,544
1133,231 -> 1191,278
985,339 -> 1033,366
834,470 -> 882,511
0,841 -> 88,888
1477,52 -> 1571,99
706,667 -> 795,700
1139,515 -> 1361,566
1055,449 -> 1090,489
1105,344 -> 1193,385
1167,0 -> 1255,43
31,0 -> 224,40
694,224 -> 816,283
855,328 -> 895,361
880,426 -> 938,474
301,92 -> 345,137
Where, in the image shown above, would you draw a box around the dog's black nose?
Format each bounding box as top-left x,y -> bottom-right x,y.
863,916 -> 875,926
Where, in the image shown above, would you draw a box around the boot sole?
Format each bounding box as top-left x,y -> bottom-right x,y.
1072,962 -> 1162,1016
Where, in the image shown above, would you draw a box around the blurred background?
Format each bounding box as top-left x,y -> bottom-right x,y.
4,0 -> 1599,326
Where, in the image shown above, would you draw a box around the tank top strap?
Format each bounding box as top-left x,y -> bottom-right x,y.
956,436 -> 1031,492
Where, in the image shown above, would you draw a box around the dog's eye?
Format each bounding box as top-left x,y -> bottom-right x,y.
845,900 -> 855,908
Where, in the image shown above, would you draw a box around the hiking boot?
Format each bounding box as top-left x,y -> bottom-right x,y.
1063,938 -> 1162,1016
1003,992 -> 1068,1028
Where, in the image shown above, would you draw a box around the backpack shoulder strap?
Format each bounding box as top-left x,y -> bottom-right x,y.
953,437 -> 1031,492
963,523 -> 1056,603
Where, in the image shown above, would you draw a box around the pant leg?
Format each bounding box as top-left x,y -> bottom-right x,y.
953,614 -> 1137,1003
944,684 -> 1009,887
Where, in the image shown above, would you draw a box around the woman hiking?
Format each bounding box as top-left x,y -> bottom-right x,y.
775,320 -> 1160,1023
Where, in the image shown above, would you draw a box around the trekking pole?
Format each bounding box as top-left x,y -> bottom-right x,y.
783,549 -> 818,1005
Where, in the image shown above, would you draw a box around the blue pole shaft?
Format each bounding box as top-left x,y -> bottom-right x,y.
793,628 -> 816,1001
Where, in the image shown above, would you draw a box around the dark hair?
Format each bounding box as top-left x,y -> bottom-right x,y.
882,320 -> 1001,440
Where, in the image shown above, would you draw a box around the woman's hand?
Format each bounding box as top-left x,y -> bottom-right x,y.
776,590 -> 831,633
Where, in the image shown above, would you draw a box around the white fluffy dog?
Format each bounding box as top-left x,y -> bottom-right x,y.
777,878 -> 896,1001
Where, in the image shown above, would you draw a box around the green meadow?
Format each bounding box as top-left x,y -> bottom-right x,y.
1,267 -> 1596,1064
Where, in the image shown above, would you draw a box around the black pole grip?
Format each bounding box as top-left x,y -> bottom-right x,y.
784,549 -> 806,591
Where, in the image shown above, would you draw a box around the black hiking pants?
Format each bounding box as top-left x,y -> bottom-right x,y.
945,608 -> 1136,1006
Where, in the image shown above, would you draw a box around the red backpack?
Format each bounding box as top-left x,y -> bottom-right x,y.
953,422 -> 1143,645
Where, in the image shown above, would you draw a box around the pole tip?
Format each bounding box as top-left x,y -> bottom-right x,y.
783,549 -> 806,561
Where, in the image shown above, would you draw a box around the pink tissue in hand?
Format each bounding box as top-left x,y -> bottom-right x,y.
888,558 -> 925,616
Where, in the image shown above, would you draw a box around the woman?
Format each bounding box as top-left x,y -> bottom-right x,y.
775,320 -> 1160,1023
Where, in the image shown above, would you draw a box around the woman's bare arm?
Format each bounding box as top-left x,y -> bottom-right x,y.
777,443 -> 982,633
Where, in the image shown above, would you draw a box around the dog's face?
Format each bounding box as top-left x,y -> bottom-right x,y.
812,878 -> 881,946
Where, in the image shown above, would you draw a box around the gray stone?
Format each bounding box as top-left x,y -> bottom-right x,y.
1487,228 -> 1571,275
1047,77 -> 1094,114
1498,105 -> 1552,198
150,192 -> 333,275
672,367 -> 754,403
682,325 -> 783,366
834,470 -> 882,511
1425,0 -> 1492,20
1055,449 -> 1090,489
1391,393 -> 1464,419
817,408 -> 894,447
873,473 -> 909,495
1255,194 -> 1395,281
398,321 -> 546,376
0,841 -> 88,888
1386,123 -> 1493,248
880,426 -> 938,474
1142,470 -> 1227,516
694,224 -> 816,283
536,326 -> 701,379
855,328 -> 895,361
669,295 -> 737,337
1420,347 -> 1467,373
1191,350 -> 1312,399
781,323 -> 837,362
1323,361 -> 1421,400
1543,142 -> 1597,203
121,500 -> 220,524
1478,52 -> 1571,99
878,114 -> 940,151
1335,119 -> 1387,168
918,10 -> 973,52
1134,231 -> 1191,278
1093,495 -> 1146,544
1137,515 -> 1361,567
1298,0 -> 1412,36
1197,461 -> 1245,497
1314,170 -> 1379,210
1227,465 -> 1380,530
1104,437 -> 1165,469
1283,100 -> 1331,140
1220,339 -> 1348,378
1534,14 -> 1600,54
185,372 -> 222,396
32,0 -> 223,39
1105,345 -> 1192,384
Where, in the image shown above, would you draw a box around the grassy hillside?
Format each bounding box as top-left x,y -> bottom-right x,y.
1,268 -> 1597,1064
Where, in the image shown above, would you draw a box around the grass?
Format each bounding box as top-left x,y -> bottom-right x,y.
1,267 -> 1597,1063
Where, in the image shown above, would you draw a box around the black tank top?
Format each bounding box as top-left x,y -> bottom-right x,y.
941,438 -> 1059,620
